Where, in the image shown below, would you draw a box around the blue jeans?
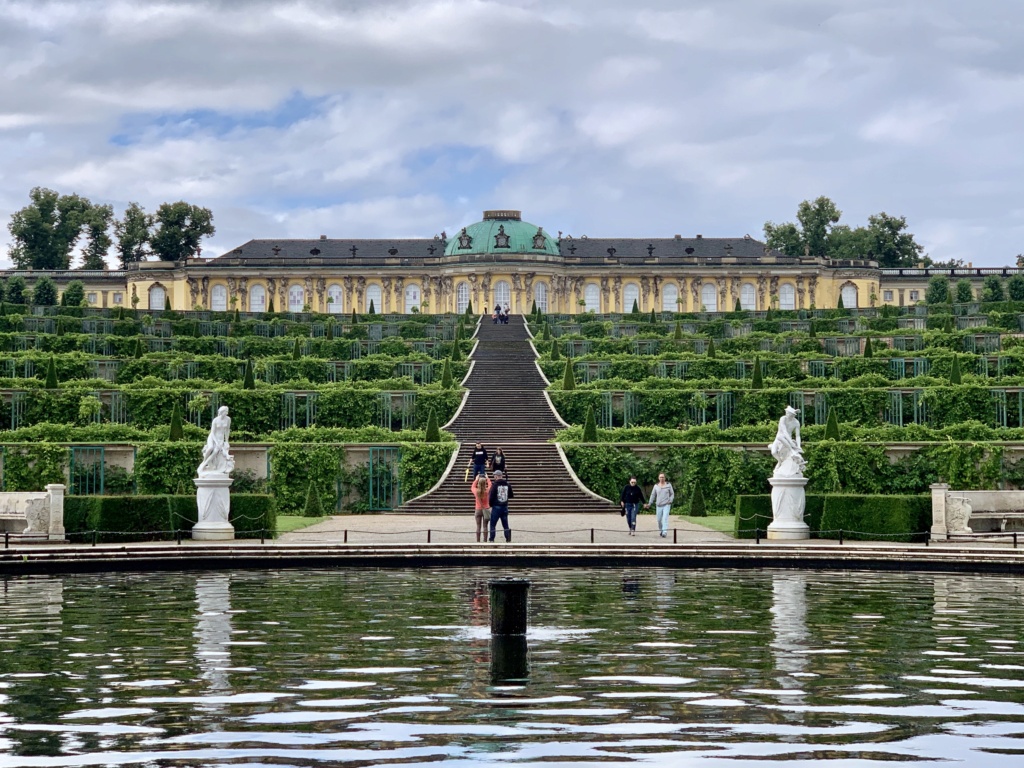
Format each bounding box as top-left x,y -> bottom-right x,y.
624,503 -> 639,531
656,505 -> 671,534
489,506 -> 511,541
473,463 -> 486,478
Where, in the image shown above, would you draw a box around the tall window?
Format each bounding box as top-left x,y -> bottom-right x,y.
494,280 -> 511,310
211,284 -> 227,312
584,283 -> 600,313
289,285 -> 305,312
456,282 -> 470,314
740,283 -> 756,311
404,284 -> 420,312
840,284 -> 858,309
534,282 -> 549,313
624,283 -> 640,313
700,283 -> 717,312
148,285 -> 165,311
249,284 -> 266,313
365,284 -> 382,313
327,284 -> 343,313
779,283 -> 796,311
662,283 -> 678,313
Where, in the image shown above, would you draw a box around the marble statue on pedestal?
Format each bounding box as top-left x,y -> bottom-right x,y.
767,406 -> 810,540
193,406 -> 236,541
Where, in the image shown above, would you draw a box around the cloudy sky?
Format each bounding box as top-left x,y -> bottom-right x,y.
2,0 -> 1023,267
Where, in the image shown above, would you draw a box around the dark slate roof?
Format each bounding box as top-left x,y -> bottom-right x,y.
558,236 -> 781,263
207,238 -> 446,266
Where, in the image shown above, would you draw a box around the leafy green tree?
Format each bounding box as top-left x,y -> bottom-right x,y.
955,279 -> 974,303
6,275 -> 26,305
561,358 -> 576,391
440,358 -> 453,388
169,402 -> 185,441
302,480 -> 324,517
582,406 -> 598,442
983,275 -> 1005,302
7,187 -> 93,269
149,201 -> 215,262
61,280 -> 85,308
751,357 -> 763,389
1008,274 -> 1024,301
689,483 -> 706,517
81,204 -> 113,269
424,409 -> 441,442
114,202 -> 152,268
32,275 -> 57,306
950,355 -> 962,385
824,407 -> 840,440
44,356 -> 59,389
925,275 -> 950,304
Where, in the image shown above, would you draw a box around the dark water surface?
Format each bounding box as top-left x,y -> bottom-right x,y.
2,568 -> 1024,766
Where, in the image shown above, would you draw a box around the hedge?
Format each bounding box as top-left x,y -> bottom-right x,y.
734,495 -> 824,538
819,495 -> 931,542
63,493 -> 275,541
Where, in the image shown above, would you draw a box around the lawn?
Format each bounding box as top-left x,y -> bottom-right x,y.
677,515 -> 735,535
276,515 -> 329,533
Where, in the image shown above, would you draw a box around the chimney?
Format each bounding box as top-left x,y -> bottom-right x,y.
696,234 -> 703,239
320,235 -> 327,240
674,234 -> 681,239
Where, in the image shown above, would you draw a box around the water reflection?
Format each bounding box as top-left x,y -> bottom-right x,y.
194,575 -> 232,696
770,573 -> 808,681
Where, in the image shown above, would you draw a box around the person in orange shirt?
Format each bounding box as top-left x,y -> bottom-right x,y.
471,474 -> 492,543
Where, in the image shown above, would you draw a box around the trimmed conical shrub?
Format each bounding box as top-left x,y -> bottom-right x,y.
56,320 -> 65,337
648,308 -> 657,324
673,321 -> 682,340
863,337 -> 874,358
325,321 -> 334,340
233,308 -> 240,322
950,355 -> 962,385
837,294 -> 845,309
808,321 -> 816,338
631,298 -> 639,314
169,402 -> 184,441
302,480 -> 324,518
267,297 -> 275,313
689,484 -> 706,517
466,300 -> 474,315
424,408 -> 441,442
582,406 -> 598,442
368,299 -> 376,315
550,339 -> 561,361
242,359 -> 256,390
133,338 -> 144,359
44,356 -> 58,389
562,358 -> 576,391
292,338 -> 302,360
824,407 -> 841,440
706,338 -> 716,358
766,307 -> 774,321
542,323 -> 550,341
734,298 -> 742,312
351,307 -> 358,325
751,357 -> 764,389
531,299 -> 537,315
440,357 -> 453,388
450,338 -> 462,361
164,295 -> 171,311
942,314 -> 954,333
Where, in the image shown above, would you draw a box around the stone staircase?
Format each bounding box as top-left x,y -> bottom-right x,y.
398,317 -> 618,515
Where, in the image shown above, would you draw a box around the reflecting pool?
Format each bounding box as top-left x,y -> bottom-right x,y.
2,568 -> 1024,766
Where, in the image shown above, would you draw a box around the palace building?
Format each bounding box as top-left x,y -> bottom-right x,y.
6,209 -> 1018,312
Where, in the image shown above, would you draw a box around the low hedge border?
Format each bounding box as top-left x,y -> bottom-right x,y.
734,493 -> 928,542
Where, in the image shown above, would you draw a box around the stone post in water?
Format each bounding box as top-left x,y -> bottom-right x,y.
489,578 -> 530,683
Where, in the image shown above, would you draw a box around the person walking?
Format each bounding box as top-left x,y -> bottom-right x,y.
644,472 -> 675,538
471,474 -> 492,543
488,470 -> 514,542
468,442 -> 488,479
490,447 -> 507,478
619,475 -> 644,535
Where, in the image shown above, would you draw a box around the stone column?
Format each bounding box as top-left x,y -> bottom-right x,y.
46,483 -> 66,541
931,483 -> 950,538
767,476 -> 809,540
193,475 -> 235,540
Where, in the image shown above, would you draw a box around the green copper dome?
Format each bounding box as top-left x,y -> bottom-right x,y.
444,210 -> 559,257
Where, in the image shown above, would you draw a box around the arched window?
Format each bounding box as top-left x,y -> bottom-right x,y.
662,283 -> 678,313
701,283 -> 717,312
456,282 -> 470,314
840,284 -> 858,309
288,285 -> 305,312
249,284 -> 266,313
365,284 -> 382,313
404,284 -> 420,313
148,284 -> 166,311
740,283 -> 756,311
584,283 -> 600,313
494,280 -> 511,310
624,283 -> 640,313
211,284 -> 227,312
534,282 -> 549,314
779,283 -> 796,311
327,284 -> 343,314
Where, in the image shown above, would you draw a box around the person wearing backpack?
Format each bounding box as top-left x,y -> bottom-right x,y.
488,470 -> 514,542
643,472 -> 675,538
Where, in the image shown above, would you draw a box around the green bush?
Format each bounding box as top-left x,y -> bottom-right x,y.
734,495 -> 825,539
819,494 -> 930,542
135,442 -> 202,494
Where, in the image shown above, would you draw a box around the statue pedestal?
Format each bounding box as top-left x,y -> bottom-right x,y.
193,475 -> 235,541
768,476 -> 809,540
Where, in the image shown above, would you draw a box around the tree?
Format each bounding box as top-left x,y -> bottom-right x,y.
942,314 -> 954,333
824,407 -> 840,440
133,338 -> 145,358
367,299 -> 376,315
955,279 -> 975,303
424,408 -> 441,442
925,276 -> 950,304
6,276 -> 26,305
751,357 -> 763,389
267,297 -> 275,313
764,196 -> 841,257
242,359 -> 256,389
863,337 -> 873,358
860,212 -> 925,268
291,338 -> 302,360
631,298 -> 639,314
32,275 -> 57,306
550,339 -> 560,360
674,321 -> 682,340
44,356 -> 59,389
81,204 -> 113,269
149,201 -> 215,262
325,321 -> 334,341
114,202 -> 152,268
7,187 -> 93,269
949,355 -> 962,385
836,294 -> 844,310
465,299 -> 474,315
582,406 -> 598,442
808,321 -> 816,338
302,480 -> 324,518
542,323 -> 550,341
450,337 -> 462,361
61,280 -> 85,308
689,484 -> 706,517
440,357 -> 453,389
1008,274 -> 1024,301
169,402 -> 185,441
983,275 -> 1005,302
706,338 -> 716,358
530,299 -> 537,315
734,298 -> 742,312
561,358 -> 575,390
